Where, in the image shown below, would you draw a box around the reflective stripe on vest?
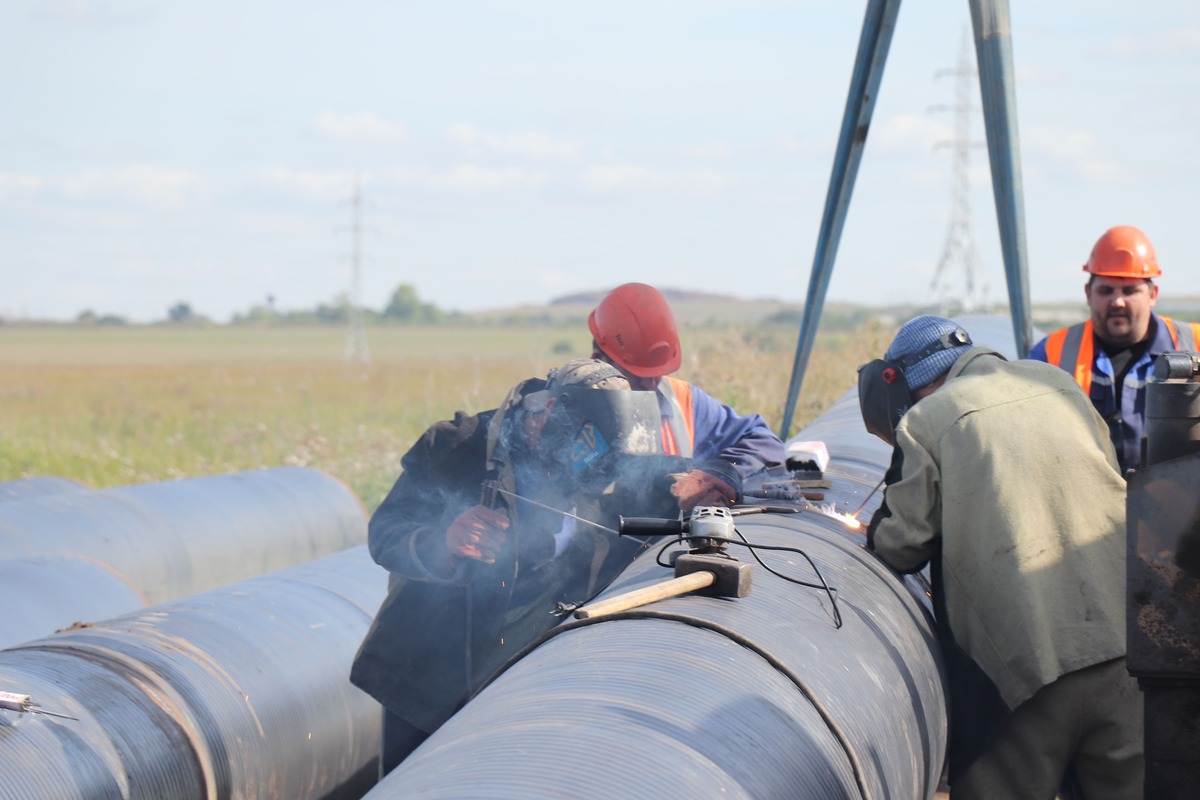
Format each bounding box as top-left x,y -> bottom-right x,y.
1045,322 -> 1094,395
1159,315 -> 1200,352
657,377 -> 694,458
1046,317 -> 1200,395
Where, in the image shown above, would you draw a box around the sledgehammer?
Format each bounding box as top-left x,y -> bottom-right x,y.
573,508 -> 753,619
572,554 -> 752,618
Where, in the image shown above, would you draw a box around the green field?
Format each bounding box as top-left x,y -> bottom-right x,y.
0,322 -> 889,513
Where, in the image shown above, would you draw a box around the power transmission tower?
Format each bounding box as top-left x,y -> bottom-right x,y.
928,28 -> 988,314
341,174 -> 370,364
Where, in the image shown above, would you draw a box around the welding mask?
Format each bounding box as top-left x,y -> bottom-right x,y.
857,360 -> 914,447
540,386 -> 664,489
858,326 -> 972,446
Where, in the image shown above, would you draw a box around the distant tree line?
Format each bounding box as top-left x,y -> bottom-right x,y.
65,283 -> 469,327
231,283 -> 468,326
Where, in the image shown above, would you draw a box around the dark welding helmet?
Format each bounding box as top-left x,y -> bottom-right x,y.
544,385 -> 664,485
857,325 -> 971,446
857,360 -> 915,447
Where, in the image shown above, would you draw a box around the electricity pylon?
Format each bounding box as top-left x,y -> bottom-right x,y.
341,174 -> 370,364
928,27 -> 988,314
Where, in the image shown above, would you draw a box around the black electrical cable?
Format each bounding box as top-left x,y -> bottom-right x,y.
472,609 -> 872,800
651,530 -> 843,628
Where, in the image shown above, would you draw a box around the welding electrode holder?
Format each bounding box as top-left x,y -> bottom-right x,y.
479,478 -> 499,508
0,690 -> 78,721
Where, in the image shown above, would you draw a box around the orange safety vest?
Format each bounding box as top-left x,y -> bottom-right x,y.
1044,315 -> 1200,395
657,376 -> 695,458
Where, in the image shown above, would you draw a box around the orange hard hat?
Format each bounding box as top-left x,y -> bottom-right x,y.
587,283 -> 681,378
1084,225 -> 1161,279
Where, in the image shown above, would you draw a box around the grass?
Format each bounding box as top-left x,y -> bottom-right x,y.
0,321 -> 892,513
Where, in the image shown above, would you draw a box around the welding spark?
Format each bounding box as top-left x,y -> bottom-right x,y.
804,501 -> 863,530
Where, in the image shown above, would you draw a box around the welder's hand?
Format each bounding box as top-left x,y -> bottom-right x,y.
669,470 -> 739,515
445,505 -> 509,564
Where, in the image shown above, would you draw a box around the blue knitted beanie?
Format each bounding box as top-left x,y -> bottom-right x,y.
884,315 -> 973,391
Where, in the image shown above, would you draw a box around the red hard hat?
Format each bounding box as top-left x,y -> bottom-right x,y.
1084,225 -> 1161,279
587,283 -> 681,378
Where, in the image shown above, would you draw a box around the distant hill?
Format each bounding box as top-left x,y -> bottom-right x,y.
468,287 -> 899,330
469,287 -> 1200,335
472,287 -> 987,332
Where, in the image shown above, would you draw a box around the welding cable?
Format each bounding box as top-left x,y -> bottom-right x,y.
729,536 -> 843,629
472,609 -> 872,800
650,532 -> 843,629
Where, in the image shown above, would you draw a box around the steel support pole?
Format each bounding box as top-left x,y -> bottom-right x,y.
968,0 -> 1033,357
780,0 -> 903,440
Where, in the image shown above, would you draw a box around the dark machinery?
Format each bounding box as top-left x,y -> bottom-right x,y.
1127,350 -> 1200,798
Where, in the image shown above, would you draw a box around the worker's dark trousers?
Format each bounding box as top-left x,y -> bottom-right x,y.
379,709 -> 430,779
952,658 -> 1143,800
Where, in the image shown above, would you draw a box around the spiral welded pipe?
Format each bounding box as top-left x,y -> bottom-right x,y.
0,466 -> 367,649
0,476 -> 92,503
0,545 -> 386,800
0,556 -> 147,649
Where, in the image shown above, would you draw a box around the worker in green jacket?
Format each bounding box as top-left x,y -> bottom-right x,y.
859,315 -> 1142,800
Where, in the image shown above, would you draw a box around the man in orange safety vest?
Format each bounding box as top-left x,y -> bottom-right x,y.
1028,225 -> 1200,472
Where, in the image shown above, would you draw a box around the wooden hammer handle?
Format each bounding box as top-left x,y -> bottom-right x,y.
573,571 -> 715,619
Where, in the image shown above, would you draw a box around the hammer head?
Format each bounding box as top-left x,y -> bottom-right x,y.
674,553 -> 752,598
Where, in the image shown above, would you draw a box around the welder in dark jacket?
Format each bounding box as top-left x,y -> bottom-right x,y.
351,358 -> 688,775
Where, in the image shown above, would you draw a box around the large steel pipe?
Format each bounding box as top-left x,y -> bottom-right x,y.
0,556 -> 147,650
375,505 -> 944,799
0,466 -> 367,612
0,545 -> 386,800
0,476 -> 91,503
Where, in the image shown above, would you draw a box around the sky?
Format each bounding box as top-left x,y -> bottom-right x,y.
2,0 -> 1198,323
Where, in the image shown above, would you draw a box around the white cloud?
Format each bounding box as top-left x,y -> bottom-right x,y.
32,0 -> 153,27
387,166 -> 430,185
579,164 -> 736,197
1014,60 -> 1060,89
387,164 -> 549,192
312,111 -> 409,145
778,132 -> 834,159
61,166 -> 201,206
871,112 -> 950,153
580,164 -> 656,192
0,173 -> 44,199
1025,126 -> 1096,161
684,142 -> 733,160
428,165 -> 550,192
535,268 -> 574,290
1023,126 -> 1135,184
1109,28 -> 1200,58
61,207 -> 141,229
257,168 -> 358,199
446,124 -> 582,161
